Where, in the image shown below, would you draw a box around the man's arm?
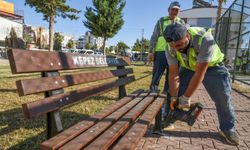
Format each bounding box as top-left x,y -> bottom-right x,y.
168,64 -> 180,98
150,19 -> 161,53
183,62 -> 209,98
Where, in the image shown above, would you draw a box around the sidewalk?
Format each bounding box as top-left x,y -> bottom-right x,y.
137,86 -> 250,150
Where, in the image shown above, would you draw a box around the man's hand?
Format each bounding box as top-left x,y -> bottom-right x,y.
178,95 -> 191,110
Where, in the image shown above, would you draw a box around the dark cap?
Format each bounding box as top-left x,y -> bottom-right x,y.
163,22 -> 187,42
169,1 -> 181,9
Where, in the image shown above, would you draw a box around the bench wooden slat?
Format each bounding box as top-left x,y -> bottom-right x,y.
40,89 -> 144,150
8,49 -> 131,74
83,93 -> 157,150
58,92 -> 150,150
112,95 -> 165,150
22,76 -> 135,119
17,68 -> 133,96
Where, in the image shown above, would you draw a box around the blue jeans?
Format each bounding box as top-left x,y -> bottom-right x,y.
150,51 -> 169,92
178,65 -> 236,132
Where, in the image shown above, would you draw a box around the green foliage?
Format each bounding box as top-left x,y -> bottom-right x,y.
132,39 -> 141,52
107,45 -> 115,54
53,32 -> 64,51
85,43 -> 91,49
91,44 -> 98,50
83,0 -> 126,52
23,33 -> 33,44
67,39 -> 75,49
143,38 -> 150,52
132,38 -> 150,52
25,0 -> 80,51
117,41 -> 129,55
25,0 -> 81,22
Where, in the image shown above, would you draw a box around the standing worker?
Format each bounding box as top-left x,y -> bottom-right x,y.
149,1 -> 185,134
149,1 -> 185,94
163,23 -> 239,145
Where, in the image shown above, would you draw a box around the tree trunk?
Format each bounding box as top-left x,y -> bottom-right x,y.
49,15 -> 55,51
102,37 -> 106,55
217,0 -> 223,21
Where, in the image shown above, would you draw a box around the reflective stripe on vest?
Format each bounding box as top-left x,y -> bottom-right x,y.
155,16 -> 182,52
176,27 -> 224,71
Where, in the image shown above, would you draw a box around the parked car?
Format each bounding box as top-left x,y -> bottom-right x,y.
84,50 -> 94,55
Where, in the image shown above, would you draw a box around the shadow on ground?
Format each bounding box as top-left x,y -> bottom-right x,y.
2,95 -> 116,149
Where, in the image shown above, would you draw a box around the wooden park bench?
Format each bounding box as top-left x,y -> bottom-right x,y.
8,49 -> 165,150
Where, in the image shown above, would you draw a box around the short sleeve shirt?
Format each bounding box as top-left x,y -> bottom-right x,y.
165,28 -> 216,66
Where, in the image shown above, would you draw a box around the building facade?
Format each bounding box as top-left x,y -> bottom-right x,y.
76,31 -> 107,50
61,33 -> 74,49
0,0 -> 24,48
180,0 -> 226,29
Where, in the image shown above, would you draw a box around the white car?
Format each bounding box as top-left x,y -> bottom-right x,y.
84,50 -> 94,55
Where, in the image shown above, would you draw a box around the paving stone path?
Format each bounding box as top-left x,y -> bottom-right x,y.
137,86 -> 250,150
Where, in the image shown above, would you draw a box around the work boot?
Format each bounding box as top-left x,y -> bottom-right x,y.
219,130 -> 239,146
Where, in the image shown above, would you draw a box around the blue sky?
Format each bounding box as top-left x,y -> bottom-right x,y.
9,0 -> 234,47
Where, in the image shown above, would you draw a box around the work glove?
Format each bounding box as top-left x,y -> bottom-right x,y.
178,95 -> 191,110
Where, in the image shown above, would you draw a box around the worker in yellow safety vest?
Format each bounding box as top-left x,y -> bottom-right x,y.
163,22 -> 239,146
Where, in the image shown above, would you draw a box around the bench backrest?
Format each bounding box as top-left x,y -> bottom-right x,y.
8,48 -> 135,138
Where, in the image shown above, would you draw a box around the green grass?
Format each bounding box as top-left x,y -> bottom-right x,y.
0,63 -> 165,150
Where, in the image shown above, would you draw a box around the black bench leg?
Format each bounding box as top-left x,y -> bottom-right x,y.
153,109 -> 163,133
42,71 -> 64,139
117,66 -> 127,99
47,111 -> 63,139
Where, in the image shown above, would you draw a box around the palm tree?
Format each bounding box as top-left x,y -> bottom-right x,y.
217,0 -> 227,21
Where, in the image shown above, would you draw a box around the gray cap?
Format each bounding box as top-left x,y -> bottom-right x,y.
169,1 -> 181,9
163,22 -> 187,42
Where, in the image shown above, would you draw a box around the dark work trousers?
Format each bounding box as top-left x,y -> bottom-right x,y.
150,51 -> 169,92
150,51 -> 170,133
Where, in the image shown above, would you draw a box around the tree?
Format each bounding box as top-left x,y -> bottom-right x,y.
83,0 -> 126,54
91,44 -> 98,50
131,38 -> 150,52
107,45 -> 115,54
23,33 -> 33,45
132,39 -> 141,52
142,38 -> 150,52
216,0 -> 227,21
53,32 -> 64,51
67,39 -> 75,49
85,43 -> 91,49
25,0 -> 80,51
117,41 -> 129,55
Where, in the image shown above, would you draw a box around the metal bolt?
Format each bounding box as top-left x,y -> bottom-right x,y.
113,127 -> 117,130
60,99 -> 63,102
90,130 -> 94,133
110,131 -> 113,134
50,63 -> 54,66
55,81 -> 58,84
80,124 -> 84,126
62,80 -> 65,83
132,132 -> 136,135
128,137 -> 132,140
66,97 -> 69,101
58,62 -> 61,66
